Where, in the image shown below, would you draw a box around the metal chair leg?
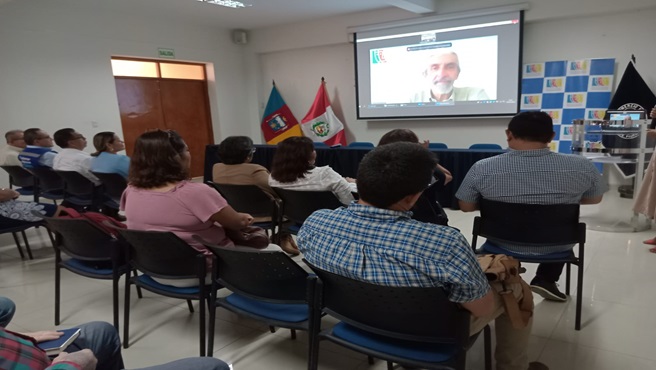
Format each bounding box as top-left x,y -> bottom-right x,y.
367,356 -> 374,365
484,325 -> 492,370
11,232 -> 25,259
20,230 -> 33,260
565,262 -> 571,295
187,299 -> 194,313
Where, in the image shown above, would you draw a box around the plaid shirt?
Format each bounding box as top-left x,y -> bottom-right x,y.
298,203 -> 490,303
0,327 -> 81,370
456,148 -> 606,254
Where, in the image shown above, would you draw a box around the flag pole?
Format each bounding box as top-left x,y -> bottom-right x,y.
272,79 -> 276,86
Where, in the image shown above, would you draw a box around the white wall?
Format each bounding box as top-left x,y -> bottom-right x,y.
246,6 -> 656,147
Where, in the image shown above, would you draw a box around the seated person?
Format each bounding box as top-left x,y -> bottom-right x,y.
0,130 -> 26,166
0,188 -> 63,228
18,128 -> 57,169
298,142 -> 547,370
90,131 -> 130,179
213,136 -> 298,255
456,111 -> 605,301
269,136 -> 356,205
52,128 -> 100,185
0,296 -> 230,370
121,130 -> 257,286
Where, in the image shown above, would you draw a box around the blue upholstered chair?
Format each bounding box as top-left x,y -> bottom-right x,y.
468,143 -> 503,150
305,260 -> 491,370
428,142 -> 448,149
347,142 -> 375,148
195,238 -> 311,355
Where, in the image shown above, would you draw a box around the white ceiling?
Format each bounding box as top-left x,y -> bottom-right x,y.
2,0 -> 656,31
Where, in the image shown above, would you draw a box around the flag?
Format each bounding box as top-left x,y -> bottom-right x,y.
261,84 -> 302,145
300,79 -> 347,146
607,61 -> 656,115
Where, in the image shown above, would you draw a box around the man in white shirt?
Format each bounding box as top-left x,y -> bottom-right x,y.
0,130 -> 26,166
52,128 -> 100,185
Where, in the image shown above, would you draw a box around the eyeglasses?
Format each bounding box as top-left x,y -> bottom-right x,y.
70,135 -> 86,141
249,148 -> 257,154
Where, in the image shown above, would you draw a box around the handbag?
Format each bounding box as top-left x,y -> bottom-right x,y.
225,226 -> 270,249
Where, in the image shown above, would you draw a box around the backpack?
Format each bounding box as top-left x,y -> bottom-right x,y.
58,207 -> 126,237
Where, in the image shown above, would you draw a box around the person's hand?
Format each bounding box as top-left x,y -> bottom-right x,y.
650,107 -> 656,119
51,349 -> 97,370
421,140 -> 430,149
22,330 -> 63,343
647,129 -> 656,139
344,177 -> 356,183
0,188 -> 20,201
436,164 -> 453,185
239,213 -> 254,227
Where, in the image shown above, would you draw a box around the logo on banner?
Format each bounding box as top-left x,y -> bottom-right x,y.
586,109 -> 606,119
588,76 -> 613,92
544,78 -> 565,93
542,109 -> 562,124
567,59 -> 590,75
564,93 -> 586,108
523,63 -> 544,78
371,50 -> 386,64
267,114 -> 288,132
561,125 -> 574,140
520,94 -> 541,109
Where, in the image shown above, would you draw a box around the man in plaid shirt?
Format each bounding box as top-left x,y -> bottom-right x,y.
298,142 -> 547,370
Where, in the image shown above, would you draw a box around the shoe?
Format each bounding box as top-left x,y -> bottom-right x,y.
530,279 -> 567,302
279,235 -> 300,256
528,362 -> 549,370
643,238 -> 656,245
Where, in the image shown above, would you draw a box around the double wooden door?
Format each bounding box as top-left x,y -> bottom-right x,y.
114,77 -> 213,178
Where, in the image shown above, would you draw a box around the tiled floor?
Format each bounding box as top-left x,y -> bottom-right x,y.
2,190 -> 656,370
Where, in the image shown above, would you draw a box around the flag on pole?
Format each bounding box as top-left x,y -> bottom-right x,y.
607,60 -> 656,115
261,82 -> 302,145
300,78 -> 347,146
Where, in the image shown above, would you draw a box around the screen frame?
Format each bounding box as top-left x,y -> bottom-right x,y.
354,10 -> 524,121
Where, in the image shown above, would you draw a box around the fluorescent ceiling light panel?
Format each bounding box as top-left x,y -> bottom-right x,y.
197,0 -> 251,8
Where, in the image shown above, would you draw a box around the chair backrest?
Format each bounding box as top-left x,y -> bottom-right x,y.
313,142 -> 329,148
1,165 -> 35,188
30,167 -> 64,192
199,240 -> 308,303
207,182 -> 276,219
55,170 -> 97,196
476,198 -> 584,245
92,172 -> 127,203
468,143 -> 503,150
117,228 -> 206,279
273,188 -> 343,225
428,142 -> 448,149
42,217 -> 119,261
347,142 -> 375,148
305,260 -> 470,344
411,181 -> 449,226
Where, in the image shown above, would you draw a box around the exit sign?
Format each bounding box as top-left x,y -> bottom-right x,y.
158,48 -> 175,59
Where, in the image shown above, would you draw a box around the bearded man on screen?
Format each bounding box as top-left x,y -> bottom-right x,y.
412,50 -> 489,103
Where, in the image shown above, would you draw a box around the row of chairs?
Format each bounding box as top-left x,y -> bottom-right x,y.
313,142 -> 502,150
42,213 -> 491,369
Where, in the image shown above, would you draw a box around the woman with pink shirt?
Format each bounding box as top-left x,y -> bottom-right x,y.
120,130 -> 254,286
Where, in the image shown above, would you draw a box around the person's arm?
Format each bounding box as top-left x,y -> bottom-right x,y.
41,151 -> 56,167
210,205 -> 253,231
322,167 -> 354,205
460,290 -> 495,318
458,200 -> 479,212
436,164 -> 453,185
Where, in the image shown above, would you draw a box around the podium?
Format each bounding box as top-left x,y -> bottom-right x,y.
571,119 -> 653,232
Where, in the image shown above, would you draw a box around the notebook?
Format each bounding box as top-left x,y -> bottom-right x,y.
37,327 -> 81,356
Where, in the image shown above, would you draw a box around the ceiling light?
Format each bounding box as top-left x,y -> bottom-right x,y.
197,0 -> 252,8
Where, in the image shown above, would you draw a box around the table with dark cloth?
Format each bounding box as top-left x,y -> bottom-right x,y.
204,145 -> 505,209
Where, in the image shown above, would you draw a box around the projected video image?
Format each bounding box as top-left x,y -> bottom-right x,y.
370,36 -> 498,105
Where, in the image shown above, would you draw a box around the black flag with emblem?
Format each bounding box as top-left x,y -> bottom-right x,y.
607,61 -> 656,117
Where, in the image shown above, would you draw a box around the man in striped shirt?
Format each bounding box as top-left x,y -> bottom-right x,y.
456,111 -> 605,302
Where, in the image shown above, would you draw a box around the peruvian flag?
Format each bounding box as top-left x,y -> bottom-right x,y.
300,78 -> 347,146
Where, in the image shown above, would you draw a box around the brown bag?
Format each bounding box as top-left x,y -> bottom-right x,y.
477,254 -> 534,329
225,226 -> 270,249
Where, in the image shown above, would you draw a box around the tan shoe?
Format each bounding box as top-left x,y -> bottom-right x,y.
280,235 -> 300,256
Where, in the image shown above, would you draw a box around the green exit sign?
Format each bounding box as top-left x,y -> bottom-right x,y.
158,48 -> 175,59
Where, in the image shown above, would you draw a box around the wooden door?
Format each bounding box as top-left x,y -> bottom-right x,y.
159,79 -> 213,178
114,77 -> 213,178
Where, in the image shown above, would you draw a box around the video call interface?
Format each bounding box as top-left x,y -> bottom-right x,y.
355,11 -> 523,119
